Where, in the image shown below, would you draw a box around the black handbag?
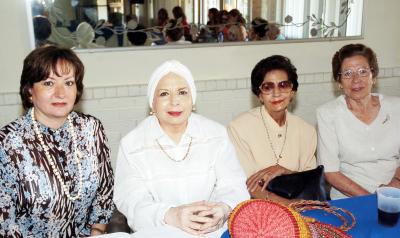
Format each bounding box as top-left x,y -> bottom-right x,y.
266,165 -> 327,201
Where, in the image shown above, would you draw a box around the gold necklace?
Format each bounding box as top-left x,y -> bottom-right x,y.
260,107 -> 288,165
31,108 -> 83,201
156,137 -> 192,162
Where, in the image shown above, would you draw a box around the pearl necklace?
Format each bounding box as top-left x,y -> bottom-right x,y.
260,107 -> 288,165
31,108 -> 83,201
156,137 -> 192,162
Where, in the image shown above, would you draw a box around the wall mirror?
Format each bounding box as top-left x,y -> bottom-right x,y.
29,0 -> 364,49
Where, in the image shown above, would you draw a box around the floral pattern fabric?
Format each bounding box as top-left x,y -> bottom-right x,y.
0,108 -> 114,238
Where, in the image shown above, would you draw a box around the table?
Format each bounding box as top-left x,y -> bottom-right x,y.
221,195 -> 400,237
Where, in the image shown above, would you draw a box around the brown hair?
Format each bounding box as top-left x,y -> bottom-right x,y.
20,45 -> 85,110
165,19 -> 183,42
332,43 -> 379,82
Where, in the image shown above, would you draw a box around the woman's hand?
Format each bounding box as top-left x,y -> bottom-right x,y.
325,172 -> 370,197
196,202 -> 231,234
164,201 -> 214,235
246,165 -> 292,194
385,168 -> 400,188
90,223 -> 106,236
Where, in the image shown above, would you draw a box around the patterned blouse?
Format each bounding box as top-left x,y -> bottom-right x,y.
0,108 -> 114,237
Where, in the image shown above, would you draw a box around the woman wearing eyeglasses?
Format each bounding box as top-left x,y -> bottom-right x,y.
317,44 -> 400,199
228,55 -> 317,203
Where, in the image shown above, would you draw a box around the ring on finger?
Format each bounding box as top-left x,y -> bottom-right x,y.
257,178 -> 265,187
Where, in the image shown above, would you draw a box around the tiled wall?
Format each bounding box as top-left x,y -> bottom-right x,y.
1,67 -> 400,167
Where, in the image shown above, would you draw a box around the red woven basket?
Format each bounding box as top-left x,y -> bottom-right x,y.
228,199 -> 311,238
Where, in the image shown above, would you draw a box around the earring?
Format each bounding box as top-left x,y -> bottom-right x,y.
192,105 -> 196,112
338,84 -> 343,89
29,96 -> 33,102
149,111 -> 154,115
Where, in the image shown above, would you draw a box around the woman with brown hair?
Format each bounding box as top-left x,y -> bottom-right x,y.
317,43 -> 400,199
0,46 -> 114,237
172,6 -> 191,41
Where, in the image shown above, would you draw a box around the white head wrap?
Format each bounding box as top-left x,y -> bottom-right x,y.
147,60 -> 197,108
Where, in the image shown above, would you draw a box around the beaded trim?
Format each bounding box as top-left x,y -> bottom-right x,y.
31,108 -> 83,201
289,200 -> 356,232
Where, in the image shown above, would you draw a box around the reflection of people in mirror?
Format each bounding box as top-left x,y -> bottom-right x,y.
127,24 -> 147,46
33,15 -> 56,47
165,19 -> 192,45
152,8 -> 169,45
207,8 -> 220,39
114,60 -> 249,237
267,23 -> 285,40
172,6 -> 191,41
227,9 -> 248,42
249,17 -> 269,41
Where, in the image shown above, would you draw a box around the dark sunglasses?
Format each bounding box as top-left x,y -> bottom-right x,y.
259,80 -> 293,94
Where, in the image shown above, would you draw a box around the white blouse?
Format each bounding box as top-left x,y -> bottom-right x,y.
114,113 -> 249,232
317,94 -> 400,199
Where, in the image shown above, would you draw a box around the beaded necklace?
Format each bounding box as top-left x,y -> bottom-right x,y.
260,107 -> 288,165
31,108 -> 83,201
156,137 -> 192,162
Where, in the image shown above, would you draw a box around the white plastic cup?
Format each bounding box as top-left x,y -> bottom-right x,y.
377,187 -> 400,226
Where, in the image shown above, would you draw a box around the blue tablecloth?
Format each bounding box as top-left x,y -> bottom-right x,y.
221,195 -> 400,238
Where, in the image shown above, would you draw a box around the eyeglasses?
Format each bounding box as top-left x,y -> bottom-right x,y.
339,67 -> 372,80
259,80 -> 293,94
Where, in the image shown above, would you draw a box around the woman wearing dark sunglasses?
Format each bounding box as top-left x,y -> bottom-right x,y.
228,55 -> 317,203
317,44 -> 400,200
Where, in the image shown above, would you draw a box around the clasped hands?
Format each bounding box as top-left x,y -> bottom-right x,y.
164,201 -> 231,236
246,164 -> 292,197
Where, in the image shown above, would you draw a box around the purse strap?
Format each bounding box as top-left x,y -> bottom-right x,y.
289,200 -> 356,232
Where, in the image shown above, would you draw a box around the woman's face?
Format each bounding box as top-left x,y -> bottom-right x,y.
228,15 -> 236,24
29,63 -> 77,127
152,73 -> 193,131
339,55 -> 375,101
258,70 -> 295,116
208,11 -> 213,20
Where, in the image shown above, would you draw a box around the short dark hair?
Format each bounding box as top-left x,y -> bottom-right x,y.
33,16 -> 52,41
228,9 -> 245,24
20,46 -> 85,110
157,8 -> 169,26
251,55 -> 298,96
165,19 -> 183,42
127,25 -> 147,46
251,17 -> 268,38
172,6 -> 186,21
332,43 -> 379,82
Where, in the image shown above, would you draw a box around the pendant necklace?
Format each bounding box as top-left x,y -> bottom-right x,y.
156,137 -> 192,162
31,108 -> 83,201
260,107 -> 288,165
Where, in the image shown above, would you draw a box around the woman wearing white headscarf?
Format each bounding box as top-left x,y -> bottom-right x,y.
114,60 -> 249,237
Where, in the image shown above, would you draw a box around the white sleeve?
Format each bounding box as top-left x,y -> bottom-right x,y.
316,106 -> 340,172
113,143 -> 173,231
211,135 -> 250,209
